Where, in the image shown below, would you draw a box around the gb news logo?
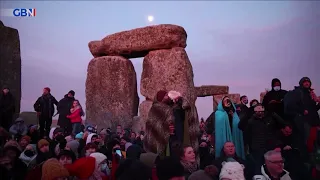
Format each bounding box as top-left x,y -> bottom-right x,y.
1,8 -> 36,17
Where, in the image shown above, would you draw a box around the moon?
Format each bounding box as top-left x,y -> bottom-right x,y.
147,15 -> 154,22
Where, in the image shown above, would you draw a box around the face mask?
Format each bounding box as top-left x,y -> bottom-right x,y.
100,163 -> 108,172
273,86 -> 281,91
24,150 -> 35,157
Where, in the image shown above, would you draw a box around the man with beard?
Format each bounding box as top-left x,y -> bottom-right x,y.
262,78 -> 288,119
143,90 -> 199,158
57,90 -> 75,135
33,87 -> 58,137
236,95 -> 249,115
284,77 -> 320,160
0,87 -> 16,131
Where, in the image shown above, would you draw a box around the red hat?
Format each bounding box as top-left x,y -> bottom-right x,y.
65,157 -> 96,179
44,87 -> 51,92
156,90 -> 167,102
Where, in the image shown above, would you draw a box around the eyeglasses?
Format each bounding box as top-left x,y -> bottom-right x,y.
268,159 -> 285,164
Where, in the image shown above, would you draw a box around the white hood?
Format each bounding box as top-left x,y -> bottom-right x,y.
49,127 -> 57,140
86,133 -> 97,144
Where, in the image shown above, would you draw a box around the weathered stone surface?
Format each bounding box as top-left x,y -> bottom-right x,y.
85,56 -> 139,129
138,100 -> 153,131
141,47 -> 196,103
131,116 -> 143,133
0,21 -> 21,119
195,85 -> 229,97
19,112 -> 37,126
89,24 -> 187,58
213,94 -> 241,110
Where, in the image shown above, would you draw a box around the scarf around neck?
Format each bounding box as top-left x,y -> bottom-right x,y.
180,160 -> 198,174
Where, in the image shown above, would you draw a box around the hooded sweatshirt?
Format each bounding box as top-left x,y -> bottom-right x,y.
262,78 -> 288,119
9,117 -> 28,135
284,77 -> 320,126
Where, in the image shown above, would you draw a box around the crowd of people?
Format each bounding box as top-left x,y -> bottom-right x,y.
0,76 -> 319,180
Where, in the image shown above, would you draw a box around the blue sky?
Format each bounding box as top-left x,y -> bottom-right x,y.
1,1 -> 319,119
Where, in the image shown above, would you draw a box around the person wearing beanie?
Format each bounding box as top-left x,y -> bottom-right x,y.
36,139 -> 51,164
19,135 -> 31,150
42,158 -> 69,180
66,139 -> 80,158
284,77 -> 320,157
262,78 -> 288,119
57,90 -> 76,135
34,87 -> 58,137
219,161 -> 245,180
65,156 -> 101,180
90,152 -> 110,177
9,117 -> 28,139
75,132 -> 84,139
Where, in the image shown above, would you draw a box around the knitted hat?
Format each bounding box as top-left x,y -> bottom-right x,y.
168,90 -> 181,100
42,158 -> 69,180
219,161 -> 245,180
65,157 -> 96,179
68,90 -> 75,96
37,139 -> 49,149
90,152 -> 107,167
156,90 -> 167,102
75,132 -> 84,139
65,135 -> 73,142
44,87 -> 51,92
20,135 -> 31,143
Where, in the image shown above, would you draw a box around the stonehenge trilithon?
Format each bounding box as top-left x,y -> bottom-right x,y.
0,21 -> 21,119
86,24 -> 192,129
86,24 -> 239,129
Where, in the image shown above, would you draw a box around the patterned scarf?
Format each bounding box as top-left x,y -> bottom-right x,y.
180,160 -> 198,174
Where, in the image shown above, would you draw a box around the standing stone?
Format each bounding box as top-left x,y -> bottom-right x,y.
131,116 -> 143,133
89,24 -> 187,58
195,85 -> 229,97
0,21 -> 21,119
85,56 -> 139,129
141,47 -> 196,103
138,100 -> 153,131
